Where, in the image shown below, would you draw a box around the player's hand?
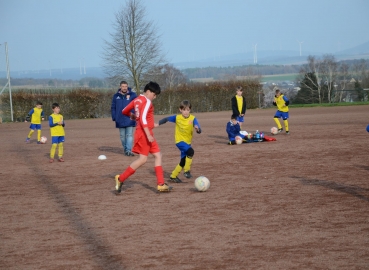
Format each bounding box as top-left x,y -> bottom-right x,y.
154,123 -> 159,128
41,118 -> 44,121
147,134 -> 155,142
130,113 -> 137,120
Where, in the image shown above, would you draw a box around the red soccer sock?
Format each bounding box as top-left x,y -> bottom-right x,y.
155,166 -> 165,185
119,166 -> 135,183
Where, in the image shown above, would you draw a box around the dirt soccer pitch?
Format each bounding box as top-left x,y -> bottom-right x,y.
0,105 -> 368,270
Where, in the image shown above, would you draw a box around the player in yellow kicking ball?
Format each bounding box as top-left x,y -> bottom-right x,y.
48,103 -> 65,163
158,100 -> 202,183
273,88 -> 290,134
25,101 -> 45,144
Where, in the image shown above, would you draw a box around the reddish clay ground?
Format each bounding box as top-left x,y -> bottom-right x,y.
0,105 -> 368,270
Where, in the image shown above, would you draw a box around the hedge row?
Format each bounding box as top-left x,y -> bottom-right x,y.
0,80 -> 262,122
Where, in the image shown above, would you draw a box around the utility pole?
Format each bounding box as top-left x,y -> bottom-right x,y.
0,42 -> 13,121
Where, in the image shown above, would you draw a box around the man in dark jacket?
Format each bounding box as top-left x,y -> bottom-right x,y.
111,81 -> 137,156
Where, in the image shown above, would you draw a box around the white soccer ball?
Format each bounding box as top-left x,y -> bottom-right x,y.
98,155 -> 107,160
235,136 -> 243,145
40,136 -> 47,144
271,127 -> 278,135
194,176 -> 210,192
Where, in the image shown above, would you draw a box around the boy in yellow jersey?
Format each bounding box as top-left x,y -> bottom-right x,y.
25,101 -> 45,144
231,86 -> 246,128
273,89 -> 290,134
48,103 -> 65,163
158,100 -> 202,183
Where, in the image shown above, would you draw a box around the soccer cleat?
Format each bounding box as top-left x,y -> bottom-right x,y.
278,128 -> 283,133
49,159 -> 54,163
58,158 -> 64,162
157,183 -> 170,192
169,176 -> 182,183
37,141 -> 41,144
183,171 -> 192,179
25,138 -> 30,143
125,151 -> 135,156
286,131 -> 290,134
115,175 -> 123,193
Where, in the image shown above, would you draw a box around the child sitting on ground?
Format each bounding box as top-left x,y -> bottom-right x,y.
226,114 -> 247,145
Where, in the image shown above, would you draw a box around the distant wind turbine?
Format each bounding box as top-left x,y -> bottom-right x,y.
253,44 -> 257,64
297,40 -> 303,56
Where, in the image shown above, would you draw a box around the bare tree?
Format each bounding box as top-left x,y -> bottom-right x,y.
143,64 -> 187,90
299,55 -> 323,103
102,0 -> 165,93
321,54 -> 337,103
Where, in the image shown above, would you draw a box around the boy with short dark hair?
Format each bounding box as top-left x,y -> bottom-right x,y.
49,103 -> 65,163
158,100 -> 202,183
114,82 -> 171,193
25,101 -> 45,144
231,86 -> 246,128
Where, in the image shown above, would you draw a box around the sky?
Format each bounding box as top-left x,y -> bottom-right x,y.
0,0 -> 369,72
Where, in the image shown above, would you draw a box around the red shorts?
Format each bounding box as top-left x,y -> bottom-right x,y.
132,129 -> 160,156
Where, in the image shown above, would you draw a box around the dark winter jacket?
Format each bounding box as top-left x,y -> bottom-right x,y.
231,95 -> 246,116
226,120 -> 241,141
111,88 -> 137,128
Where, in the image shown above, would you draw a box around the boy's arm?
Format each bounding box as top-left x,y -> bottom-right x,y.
41,111 -> 45,121
158,115 -> 176,125
49,116 -> 57,127
122,100 -> 135,117
193,118 -> 202,134
283,96 -> 290,106
25,109 -> 34,122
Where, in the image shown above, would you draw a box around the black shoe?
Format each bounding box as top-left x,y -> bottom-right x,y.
278,128 -> 283,133
125,151 -> 135,156
169,176 -> 182,183
183,171 -> 192,178
115,175 -> 123,193
286,131 -> 290,134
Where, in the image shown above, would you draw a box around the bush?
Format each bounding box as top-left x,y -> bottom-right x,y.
0,81 -> 261,122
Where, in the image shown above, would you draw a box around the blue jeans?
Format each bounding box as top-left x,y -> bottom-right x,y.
119,126 -> 134,153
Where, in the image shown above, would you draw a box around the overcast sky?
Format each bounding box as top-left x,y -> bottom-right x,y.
0,0 -> 368,72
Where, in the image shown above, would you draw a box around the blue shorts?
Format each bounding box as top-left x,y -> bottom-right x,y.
176,141 -> 192,159
30,124 -> 41,130
237,116 -> 244,123
51,136 -> 65,144
274,111 -> 289,120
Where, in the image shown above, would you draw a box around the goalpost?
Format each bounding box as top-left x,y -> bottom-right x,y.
0,42 -> 13,122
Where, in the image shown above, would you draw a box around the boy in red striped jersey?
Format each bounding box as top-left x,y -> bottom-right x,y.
114,81 -> 171,193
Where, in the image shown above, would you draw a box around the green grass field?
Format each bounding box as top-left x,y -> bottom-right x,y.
261,73 -> 298,82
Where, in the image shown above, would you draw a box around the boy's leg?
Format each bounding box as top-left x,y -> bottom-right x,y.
274,117 -> 282,131
37,130 -> 41,142
58,143 -> 64,162
26,130 -> 34,142
115,154 -> 147,193
283,119 -> 289,133
152,152 -> 170,192
183,148 -> 194,178
50,143 -> 57,162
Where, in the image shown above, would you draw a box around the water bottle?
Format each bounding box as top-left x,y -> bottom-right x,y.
259,132 -> 264,142
254,130 -> 260,142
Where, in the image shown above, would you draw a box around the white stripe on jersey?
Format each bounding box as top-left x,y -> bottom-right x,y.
141,95 -> 151,126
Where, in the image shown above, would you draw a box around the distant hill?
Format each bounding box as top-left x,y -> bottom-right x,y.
2,41 -> 369,80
